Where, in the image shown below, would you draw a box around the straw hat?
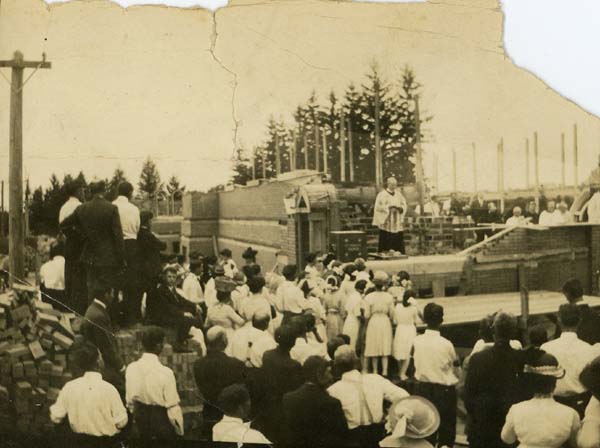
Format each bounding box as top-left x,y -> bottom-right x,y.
233,272 -> 247,286
215,276 -> 236,293
523,352 -> 565,378
380,396 -> 440,447
372,270 -> 390,287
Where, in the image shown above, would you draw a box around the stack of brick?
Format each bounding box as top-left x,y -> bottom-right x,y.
0,284 -> 76,435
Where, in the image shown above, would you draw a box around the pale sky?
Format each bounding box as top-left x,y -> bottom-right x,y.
4,0 -> 600,193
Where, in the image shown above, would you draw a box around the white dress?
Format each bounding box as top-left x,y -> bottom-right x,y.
392,299 -> 420,361
342,291 -> 363,350
364,291 -> 394,357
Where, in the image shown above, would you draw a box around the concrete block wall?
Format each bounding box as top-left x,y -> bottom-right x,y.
181,192 -> 219,258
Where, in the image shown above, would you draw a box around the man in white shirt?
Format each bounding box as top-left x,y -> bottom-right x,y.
248,315 -> 277,368
506,206 -> 526,227
413,302 -> 460,448
50,340 -> 128,443
373,177 -> 408,254
182,258 -> 205,306
58,180 -> 87,314
539,200 -> 560,226
112,182 -> 142,326
327,345 -> 408,447
231,310 -> 271,366
276,264 -> 310,326
204,264 -> 225,309
541,304 -> 597,417
40,243 -> 66,310
125,326 -> 184,439
583,189 -> 600,223
556,201 -> 574,225
212,384 -> 271,444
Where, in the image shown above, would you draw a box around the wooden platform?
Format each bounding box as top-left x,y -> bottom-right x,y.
366,254 -> 467,276
416,290 -> 600,328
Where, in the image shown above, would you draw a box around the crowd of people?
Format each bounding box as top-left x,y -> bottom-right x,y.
33,179 -> 600,447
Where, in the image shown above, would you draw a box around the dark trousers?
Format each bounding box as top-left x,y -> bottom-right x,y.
378,229 -> 405,254
555,392 -> 591,419
118,239 -> 142,326
133,402 -> 177,440
68,433 -> 120,448
40,285 -> 66,312
348,423 -> 385,448
415,382 -> 457,448
65,258 -> 87,315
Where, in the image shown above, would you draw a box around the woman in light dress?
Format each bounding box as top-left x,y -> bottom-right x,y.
388,271 -> 412,304
205,277 -> 245,356
392,289 -> 422,381
298,277 -> 328,342
342,279 -> 368,351
364,271 -> 395,377
501,352 -> 580,448
323,275 -> 346,342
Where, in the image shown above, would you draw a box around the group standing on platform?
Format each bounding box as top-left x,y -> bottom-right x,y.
34,179 -> 600,447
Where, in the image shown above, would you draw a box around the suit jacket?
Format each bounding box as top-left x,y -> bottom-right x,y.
60,196 -> 124,267
282,383 -> 348,446
577,303 -> 600,345
464,342 -> 525,446
137,226 -> 166,282
145,283 -> 197,325
193,350 -> 247,421
81,301 -> 124,372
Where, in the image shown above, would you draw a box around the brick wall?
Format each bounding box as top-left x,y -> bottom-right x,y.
219,182 -> 291,221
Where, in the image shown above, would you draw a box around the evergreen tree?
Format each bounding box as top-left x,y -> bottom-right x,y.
138,157 -> 162,198
166,175 -> 185,200
107,167 -> 128,201
231,146 -> 253,185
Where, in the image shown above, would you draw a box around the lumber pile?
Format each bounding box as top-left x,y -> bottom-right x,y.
0,284 -> 77,435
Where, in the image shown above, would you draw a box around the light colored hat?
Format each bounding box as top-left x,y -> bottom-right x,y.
381,396 -> 440,445
523,352 -> 565,378
372,270 -> 390,286
233,272 -> 246,286
215,276 -> 237,293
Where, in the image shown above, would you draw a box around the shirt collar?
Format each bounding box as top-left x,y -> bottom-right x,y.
386,189 -> 395,195
93,299 -> 107,309
341,369 -> 361,382
115,195 -> 129,203
221,415 -> 244,425
560,331 -> 578,340
141,352 -> 160,363
68,197 -> 81,203
424,329 -> 440,336
83,371 -> 102,381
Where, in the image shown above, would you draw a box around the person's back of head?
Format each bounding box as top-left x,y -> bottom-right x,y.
89,180 -> 106,197
242,264 -> 261,280
327,336 -> 345,360
64,180 -> 81,199
558,303 -> 581,331
580,355 -> 600,400
562,278 -> 584,304
423,303 -> 444,329
492,312 -> 517,343
528,324 -> 548,348
275,324 -> 297,352
355,279 -> 367,294
303,355 -> 332,388
282,264 -> 297,282
217,384 -> 251,419
333,345 -> 357,376
140,210 -> 153,227
252,310 -> 271,331
206,326 -> 228,353
141,325 -> 166,355
402,289 -> 417,307
478,315 -> 495,343
247,275 -> 266,295
69,340 -> 100,373
337,334 -> 351,345
49,243 -> 64,260
117,181 -> 134,199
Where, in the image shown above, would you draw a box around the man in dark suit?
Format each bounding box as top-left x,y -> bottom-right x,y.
137,210 -> 166,298
145,266 -> 203,352
81,285 -> 125,395
464,312 -> 525,448
193,327 -> 247,440
282,355 -> 348,446
58,180 -> 87,315
563,278 -> 600,345
60,180 -> 125,306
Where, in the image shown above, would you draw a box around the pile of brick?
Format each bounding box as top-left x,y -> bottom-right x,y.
0,284 -> 77,435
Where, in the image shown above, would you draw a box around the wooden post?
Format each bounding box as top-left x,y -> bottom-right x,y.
261,148 -> 267,179
452,149 -> 457,192
322,128 -> 328,175
303,131 -> 309,170
574,124 -> 579,186
0,51 -> 51,285
374,80 -> 382,186
525,138 -> 530,189
518,263 -> 530,343
339,108 -> 346,182
275,131 -> 281,177
0,180 -> 4,237
414,96 -> 425,214
534,131 -> 540,201
561,132 -> 566,187
314,125 -> 320,173
472,142 -> 477,193
290,130 -> 296,171
347,119 -> 354,182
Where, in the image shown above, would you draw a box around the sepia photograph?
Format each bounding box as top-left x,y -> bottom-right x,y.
1,0 -> 600,446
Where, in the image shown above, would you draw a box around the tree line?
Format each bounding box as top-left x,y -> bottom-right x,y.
28,157 -> 185,236
231,63 -> 432,186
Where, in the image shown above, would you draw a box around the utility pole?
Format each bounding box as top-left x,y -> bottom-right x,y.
534,131 -> 540,205
414,96 -> 425,214
261,147 -> 267,179
290,130 -> 297,171
314,125 -> 320,173
347,118 -> 354,182
321,128 -> 328,175
0,51 -> 51,285
339,108 -> 346,182
275,130 -> 281,177
374,79 -> 382,186
303,131 -> 309,170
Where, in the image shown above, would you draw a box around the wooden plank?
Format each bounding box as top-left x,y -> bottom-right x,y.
432,278 -> 446,297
